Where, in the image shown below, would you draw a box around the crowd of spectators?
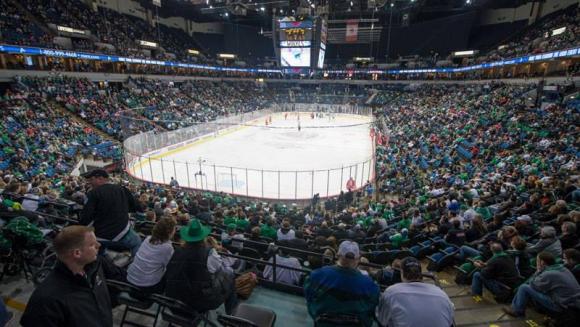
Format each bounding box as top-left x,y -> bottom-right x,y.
1,77 -> 579,325
273,84 -> 371,105
1,0 -> 578,74
0,0 -> 52,48
477,6 -> 579,64
14,76 -> 277,142
0,1 -> 578,325
0,77 -> 121,180
0,75 -> 280,182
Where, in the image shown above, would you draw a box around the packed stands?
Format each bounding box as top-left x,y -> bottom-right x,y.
1,78 -> 579,325
0,1 -> 579,326
478,6 -> 580,64
0,0 -> 577,74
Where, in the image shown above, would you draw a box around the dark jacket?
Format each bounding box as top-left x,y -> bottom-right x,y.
317,227 -> 332,238
21,257 -> 122,327
81,184 -> 141,240
480,253 -> 520,287
509,250 -> 534,278
445,228 -> 466,246
280,238 -> 309,251
465,227 -> 484,243
566,264 -> 580,285
332,229 -> 349,241
165,243 -> 228,311
560,234 -> 579,250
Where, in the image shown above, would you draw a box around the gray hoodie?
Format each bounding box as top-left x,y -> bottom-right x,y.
530,264 -> 580,310
528,237 -> 562,258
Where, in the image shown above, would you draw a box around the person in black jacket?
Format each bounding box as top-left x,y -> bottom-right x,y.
471,241 -> 520,297
316,221 -> 332,238
509,237 -> 534,278
21,225 -> 125,327
165,219 -> 238,314
560,221 -> 579,250
281,230 -> 309,250
564,248 -> 580,284
445,219 -> 466,246
80,169 -> 142,256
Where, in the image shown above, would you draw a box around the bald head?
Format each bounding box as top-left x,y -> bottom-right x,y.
490,242 -> 503,254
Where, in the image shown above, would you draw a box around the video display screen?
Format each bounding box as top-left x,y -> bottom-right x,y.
281,47 -> 311,67
317,48 -> 325,69
279,28 -> 313,42
280,40 -> 311,47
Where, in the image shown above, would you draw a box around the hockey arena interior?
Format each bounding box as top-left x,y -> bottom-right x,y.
0,0 -> 579,326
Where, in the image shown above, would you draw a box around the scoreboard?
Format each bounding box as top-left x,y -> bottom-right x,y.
274,17 -> 326,71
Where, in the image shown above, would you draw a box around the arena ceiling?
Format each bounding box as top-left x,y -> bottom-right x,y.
136,0 -> 531,26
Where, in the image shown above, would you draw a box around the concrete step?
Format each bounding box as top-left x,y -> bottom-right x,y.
442,285 -> 471,297
457,319 -> 533,327
455,306 -> 511,325
451,295 -> 502,311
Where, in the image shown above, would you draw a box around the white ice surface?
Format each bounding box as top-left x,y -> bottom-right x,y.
129,113 -> 373,199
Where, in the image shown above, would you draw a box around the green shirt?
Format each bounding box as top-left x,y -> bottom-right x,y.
224,216 -> 237,226
260,224 -> 277,239
389,233 -> 408,248
397,218 -> 411,231
236,218 -> 250,231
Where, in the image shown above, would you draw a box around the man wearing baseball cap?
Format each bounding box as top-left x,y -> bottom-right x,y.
80,169 -> 142,256
305,241 -> 379,326
376,257 -> 454,327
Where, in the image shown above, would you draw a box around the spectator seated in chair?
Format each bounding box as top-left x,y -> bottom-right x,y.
305,241 -> 379,327
560,221 -> 579,250
527,226 -> 562,258
563,248 -> 580,284
21,225 -> 125,327
165,219 -> 239,315
262,246 -> 302,286
470,241 -> 521,299
221,223 -> 245,251
503,251 -> 580,317
277,219 -> 296,241
376,257 -> 455,327
126,217 -> 176,296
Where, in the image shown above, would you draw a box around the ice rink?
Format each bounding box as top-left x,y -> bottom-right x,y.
128,112 -> 374,199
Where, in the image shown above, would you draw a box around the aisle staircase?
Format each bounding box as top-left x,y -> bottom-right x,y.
366,89 -> 379,105
121,103 -> 168,133
49,100 -> 118,143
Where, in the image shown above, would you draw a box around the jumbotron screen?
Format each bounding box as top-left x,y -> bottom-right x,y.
279,28 -> 313,43
317,48 -> 325,69
277,17 -> 315,68
281,47 -> 311,67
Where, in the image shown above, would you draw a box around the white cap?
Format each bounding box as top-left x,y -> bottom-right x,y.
338,241 -> 360,259
517,215 -> 532,223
